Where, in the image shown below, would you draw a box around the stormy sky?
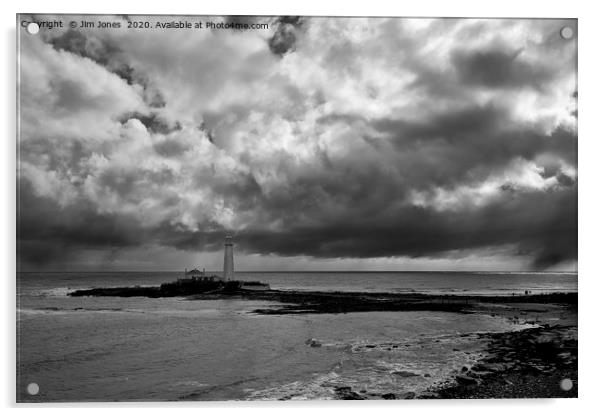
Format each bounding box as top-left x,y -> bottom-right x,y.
17,16 -> 577,271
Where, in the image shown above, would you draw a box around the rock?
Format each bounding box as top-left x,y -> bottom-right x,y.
461,366 -> 468,372
467,370 -> 491,378
526,363 -> 547,374
334,386 -> 364,400
456,375 -> 478,385
381,393 -> 396,400
393,370 -> 420,377
472,363 -> 504,372
365,344 -> 376,348
400,392 -> 416,399
423,373 -> 431,377
305,338 -> 322,347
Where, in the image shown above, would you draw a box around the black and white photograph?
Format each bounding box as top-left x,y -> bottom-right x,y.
16,14 -> 577,402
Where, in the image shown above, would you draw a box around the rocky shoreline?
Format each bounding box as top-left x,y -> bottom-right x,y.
328,323 -> 577,400
433,324 -> 577,399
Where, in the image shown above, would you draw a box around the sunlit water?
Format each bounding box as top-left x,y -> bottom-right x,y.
17,271 -> 576,401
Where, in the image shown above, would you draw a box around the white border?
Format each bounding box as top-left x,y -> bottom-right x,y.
3,1 -> 600,415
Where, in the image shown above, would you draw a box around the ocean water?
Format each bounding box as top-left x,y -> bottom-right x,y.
17,271 -> 576,401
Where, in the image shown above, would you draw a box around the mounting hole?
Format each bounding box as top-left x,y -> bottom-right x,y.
26,22 -> 40,35
27,382 -> 39,395
559,378 -> 573,391
560,26 -> 574,40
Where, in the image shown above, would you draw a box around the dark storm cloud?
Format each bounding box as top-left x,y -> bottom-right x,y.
17,181 -> 146,265
150,222 -> 226,252
48,28 -> 168,109
368,104 -> 577,188
120,112 -> 182,135
229,186 -> 576,268
452,46 -> 555,89
198,122 -> 215,144
147,90 -> 167,108
268,16 -> 303,56
153,139 -> 190,158
19,171 -> 576,269
556,173 -> 576,187
17,179 -> 224,266
317,103 -> 577,199
49,29 -> 114,65
49,29 -> 136,84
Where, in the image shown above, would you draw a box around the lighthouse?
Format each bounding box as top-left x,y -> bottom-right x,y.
223,236 -> 234,281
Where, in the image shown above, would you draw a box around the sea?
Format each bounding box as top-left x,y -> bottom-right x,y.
16,271 -> 577,402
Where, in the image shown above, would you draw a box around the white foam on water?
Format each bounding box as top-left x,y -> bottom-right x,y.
246,372 -> 341,400
173,381 -> 210,389
33,287 -> 76,297
246,332 -> 490,400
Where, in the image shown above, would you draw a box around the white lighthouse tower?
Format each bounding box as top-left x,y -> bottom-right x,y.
223,236 -> 234,281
